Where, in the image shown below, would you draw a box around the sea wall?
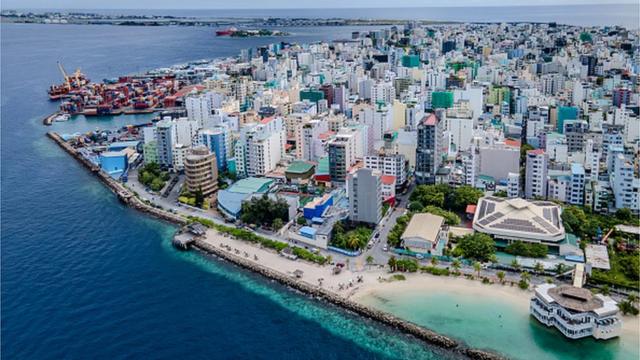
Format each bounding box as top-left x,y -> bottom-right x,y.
46,132 -> 188,226
192,238 -> 506,360
48,131 -> 504,360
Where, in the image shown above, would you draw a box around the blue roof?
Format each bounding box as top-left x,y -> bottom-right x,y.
108,140 -> 140,150
300,226 -> 317,237
217,190 -> 251,217
227,177 -> 274,194
571,163 -> 585,175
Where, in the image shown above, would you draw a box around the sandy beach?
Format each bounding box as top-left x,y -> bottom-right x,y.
202,228 -> 639,345
352,272 -> 640,346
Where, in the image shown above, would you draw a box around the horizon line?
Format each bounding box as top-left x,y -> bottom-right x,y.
5,3 -> 638,11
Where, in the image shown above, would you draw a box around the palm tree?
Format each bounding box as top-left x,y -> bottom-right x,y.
388,256 -> 397,272
627,294 -> 639,304
496,271 -> 506,284
533,262 -> 544,274
554,263 -> 567,275
366,255 -> 374,269
346,234 -> 360,250
520,271 -> 531,282
600,285 -> 611,296
452,259 -> 461,275
430,257 -> 439,266
473,262 -> 482,278
511,259 -> 520,271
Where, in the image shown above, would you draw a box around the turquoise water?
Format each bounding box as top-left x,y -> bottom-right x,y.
360,289 -> 639,360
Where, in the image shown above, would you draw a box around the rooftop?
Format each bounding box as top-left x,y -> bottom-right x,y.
286,161 -> 315,174
227,177 -> 274,194
472,196 -> 565,242
402,213 -> 445,244
585,244 -> 611,270
547,285 -> 604,313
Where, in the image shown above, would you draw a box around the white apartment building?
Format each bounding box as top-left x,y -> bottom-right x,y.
234,117 -> 286,178
525,149 -> 548,199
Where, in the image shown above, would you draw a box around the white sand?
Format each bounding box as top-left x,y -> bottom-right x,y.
202,228 -> 639,340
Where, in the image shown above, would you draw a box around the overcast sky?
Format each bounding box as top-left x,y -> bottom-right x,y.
2,0 -> 636,10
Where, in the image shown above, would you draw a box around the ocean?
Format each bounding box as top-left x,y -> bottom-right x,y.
0,23 -> 458,360
1,5 -> 638,359
16,4 -> 640,28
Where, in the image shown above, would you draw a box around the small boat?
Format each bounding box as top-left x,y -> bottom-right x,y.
53,113 -> 70,122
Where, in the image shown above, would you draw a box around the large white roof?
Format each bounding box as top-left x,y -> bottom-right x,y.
472,196 -> 565,243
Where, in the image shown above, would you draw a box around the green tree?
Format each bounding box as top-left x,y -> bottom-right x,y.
452,259 -> 461,274
388,256 -> 397,272
497,271 -> 506,284
423,205 -> 461,226
456,233 -> 496,262
511,259 -> 521,271
520,271 -> 531,282
473,261 -> 482,278
431,257 -> 439,266
451,186 -> 483,211
555,263 -> 567,275
493,190 -> 508,198
273,218 -> 284,230
600,285 -> 611,296
194,187 -> 205,208
533,262 -> 544,274
408,201 -> 423,212
366,255 -> 374,269
297,217 -> 307,225
615,208 -> 633,223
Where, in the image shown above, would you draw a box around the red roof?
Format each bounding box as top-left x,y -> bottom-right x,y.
318,131 -> 335,140
174,85 -> 205,98
466,204 -> 477,214
260,116 -> 275,124
381,175 -> 396,185
528,148 -> 545,155
504,139 -> 521,148
422,113 -> 438,126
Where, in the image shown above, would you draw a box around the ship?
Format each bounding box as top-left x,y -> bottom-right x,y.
215,27 -> 237,36
47,62 -> 89,101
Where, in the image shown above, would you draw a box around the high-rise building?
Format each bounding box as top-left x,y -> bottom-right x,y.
416,113 -> 444,185
328,133 -> 355,182
184,146 -> 218,196
155,119 -> 175,168
611,154 -> 640,212
198,125 -> 231,172
568,163 -> 586,205
347,168 -> 382,225
507,172 -> 520,198
525,149 -> 548,199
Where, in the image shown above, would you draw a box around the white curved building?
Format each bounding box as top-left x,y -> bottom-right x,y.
530,284 -> 622,340
472,196 -> 565,244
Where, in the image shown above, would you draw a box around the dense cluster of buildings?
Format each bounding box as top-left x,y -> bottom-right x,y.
128,21 -> 638,236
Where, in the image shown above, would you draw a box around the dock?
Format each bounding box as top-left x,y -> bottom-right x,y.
43,111 -> 62,126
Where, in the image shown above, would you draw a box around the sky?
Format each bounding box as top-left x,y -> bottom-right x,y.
2,0 -> 636,10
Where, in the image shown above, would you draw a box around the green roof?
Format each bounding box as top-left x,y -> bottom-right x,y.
228,177 -> 274,194
316,157 -> 329,175
286,161 -> 315,174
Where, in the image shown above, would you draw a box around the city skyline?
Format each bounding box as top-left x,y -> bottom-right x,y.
2,0 -> 637,10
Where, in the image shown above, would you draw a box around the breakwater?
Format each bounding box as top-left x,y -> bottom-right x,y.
192,238 -> 506,360
47,131 -> 505,360
46,132 -> 187,226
